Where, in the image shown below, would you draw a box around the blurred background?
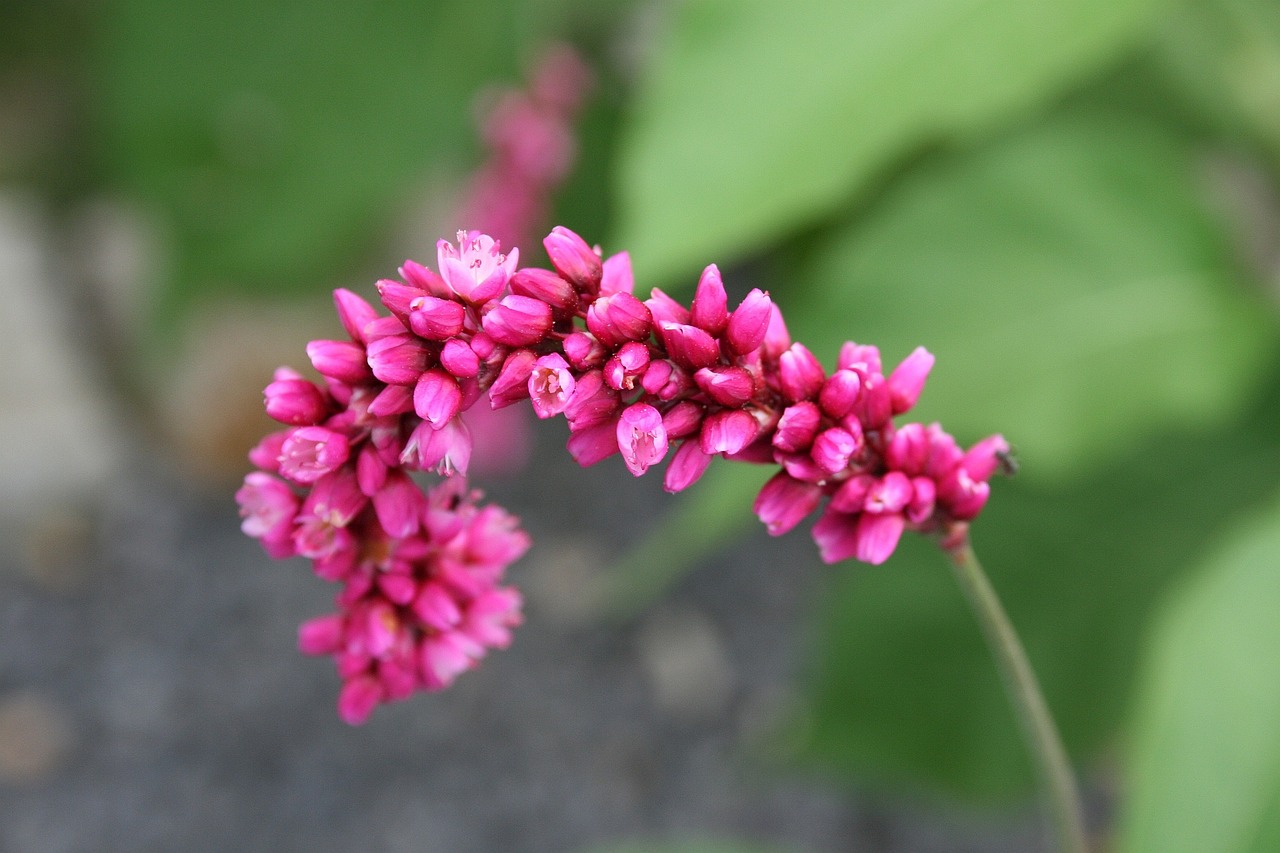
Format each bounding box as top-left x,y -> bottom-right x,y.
2,0 -> 1280,851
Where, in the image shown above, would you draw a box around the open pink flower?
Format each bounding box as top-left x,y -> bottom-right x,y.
436,230 -> 518,304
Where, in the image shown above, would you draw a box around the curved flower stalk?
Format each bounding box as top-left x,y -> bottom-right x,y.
238,226 -> 1007,723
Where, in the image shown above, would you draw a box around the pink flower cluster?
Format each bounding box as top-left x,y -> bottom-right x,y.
238,225 -> 1007,722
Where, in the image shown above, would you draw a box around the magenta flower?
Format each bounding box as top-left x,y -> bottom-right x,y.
528,354 -> 575,418
617,403 -> 669,476
437,230 -> 518,304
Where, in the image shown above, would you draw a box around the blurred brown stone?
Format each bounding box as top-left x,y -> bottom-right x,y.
0,691 -> 75,786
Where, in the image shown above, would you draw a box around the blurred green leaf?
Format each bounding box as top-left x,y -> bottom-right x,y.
795,382 -> 1280,798
614,0 -> 1164,283
789,109 -> 1276,476
89,0 -> 528,327
1119,491 -> 1280,853
1153,0 -> 1280,157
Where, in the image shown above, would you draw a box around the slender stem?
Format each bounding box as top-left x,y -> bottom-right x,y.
946,541 -> 1088,853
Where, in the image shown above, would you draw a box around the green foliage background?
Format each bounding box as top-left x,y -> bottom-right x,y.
22,0 -> 1280,848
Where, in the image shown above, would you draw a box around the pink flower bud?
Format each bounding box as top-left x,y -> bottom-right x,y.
660,400 -> 704,439
640,359 -> 692,401
865,472 -> 913,515
691,264 -> 729,335
772,401 -> 821,453
886,422 -> 928,473
753,472 -> 823,536
811,427 -> 861,474
419,633 -> 476,690
469,331 -> 498,361
413,582 -> 462,632
528,354 -> 576,418
463,588 -> 522,648
401,417 -> 472,477
616,403 -> 669,476
438,230 -> 518,303
372,470 -> 424,538
586,292 -> 652,348
361,315 -> 408,342
660,322 -> 720,371
414,370 -> 462,427
356,443 -> 388,495
562,330 -> 607,370
408,295 -> 465,340
264,377 -> 328,425
333,288 -> 379,343
600,251 -> 634,295
830,473 -> 876,513
307,339 -> 372,384
375,279 -> 426,324
938,469 -> 990,520
543,226 -> 601,290
700,408 -> 758,456
488,349 -> 537,408
778,451 -> 828,483
367,384 -> 413,417
564,370 -> 619,430
236,472 -> 299,542
778,343 -> 825,402
399,258 -> 450,297
888,346 -> 934,414
566,420 -> 619,466
304,470 -> 367,527
248,429 -> 289,474
854,371 -> 892,429
906,476 -> 936,525
278,426 -> 351,484
923,424 -> 964,480
604,341 -> 651,391
379,654 -> 419,700
853,512 -> 906,565
694,365 -> 754,407
838,342 -> 881,375
812,506 -> 906,565
664,440 -> 712,493
818,369 -> 862,419
481,295 -> 553,347
645,287 -> 691,327
962,434 -> 1011,480
724,288 -> 773,356
509,267 -> 578,314
440,338 -> 480,378
761,305 -> 792,361
366,334 -> 431,385
338,675 -> 383,725
297,614 -> 345,656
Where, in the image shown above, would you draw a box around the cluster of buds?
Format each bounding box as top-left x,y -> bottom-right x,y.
238,225 -> 1007,722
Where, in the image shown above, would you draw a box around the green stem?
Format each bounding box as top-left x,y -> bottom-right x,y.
947,541 -> 1088,853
